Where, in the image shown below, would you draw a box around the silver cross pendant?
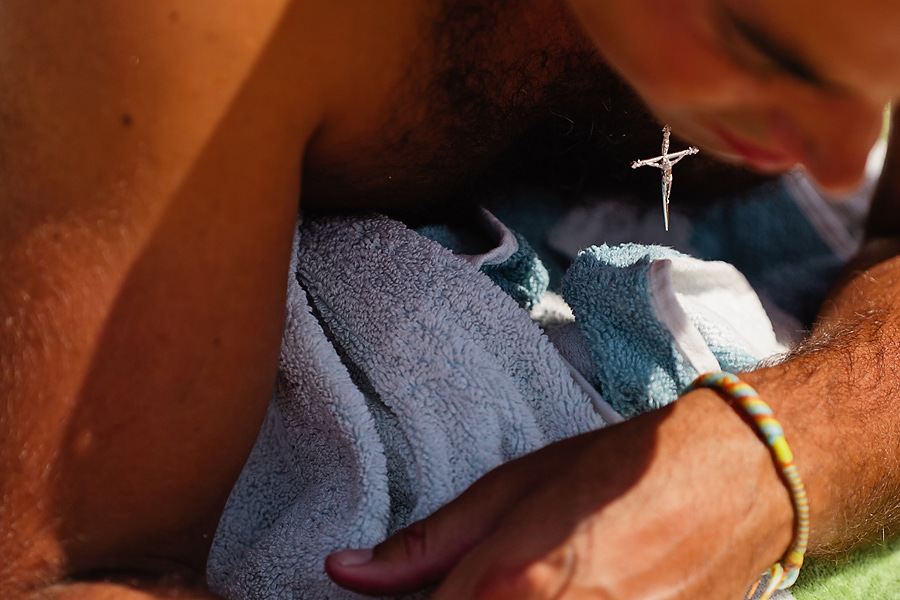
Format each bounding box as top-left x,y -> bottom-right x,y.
631,125 -> 699,231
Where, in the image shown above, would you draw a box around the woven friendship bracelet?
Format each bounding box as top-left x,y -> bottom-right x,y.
687,371 -> 809,600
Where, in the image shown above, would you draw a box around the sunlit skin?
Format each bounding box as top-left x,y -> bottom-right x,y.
4,1 -> 900,600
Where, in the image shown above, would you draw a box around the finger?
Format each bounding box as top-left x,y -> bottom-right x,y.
326,517 -> 473,596
431,530 -> 580,600
325,499 -> 501,595
325,455 -> 550,596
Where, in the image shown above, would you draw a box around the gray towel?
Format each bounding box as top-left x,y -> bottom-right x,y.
207,213 -> 606,599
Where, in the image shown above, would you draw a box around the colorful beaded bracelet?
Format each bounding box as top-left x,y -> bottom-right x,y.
687,371 -> 809,600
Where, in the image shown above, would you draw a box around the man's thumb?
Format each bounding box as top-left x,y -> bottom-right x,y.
326,448 -> 557,595
325,508 -> 484,596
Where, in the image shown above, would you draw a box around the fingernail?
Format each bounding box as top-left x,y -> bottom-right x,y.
330,548 -> 373,567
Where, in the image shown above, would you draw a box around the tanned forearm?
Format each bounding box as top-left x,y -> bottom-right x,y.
740,113 -> 900,556
0,1 -> 312,597
742,258 -> 900,554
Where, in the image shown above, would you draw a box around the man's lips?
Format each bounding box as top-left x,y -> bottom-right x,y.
710,124 -> 797,171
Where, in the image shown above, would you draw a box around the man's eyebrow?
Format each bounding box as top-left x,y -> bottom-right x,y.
722,7 -> 828,87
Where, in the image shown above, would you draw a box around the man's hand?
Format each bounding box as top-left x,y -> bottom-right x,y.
327,390 -> 794,599
326,249 -> 900,600
329,115 -> 900,599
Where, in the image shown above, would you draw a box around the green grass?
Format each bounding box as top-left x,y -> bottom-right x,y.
793,536 -> 900,600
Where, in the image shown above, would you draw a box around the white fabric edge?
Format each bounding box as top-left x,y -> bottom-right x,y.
648,259 -> 722,374
667,255 -> 783,359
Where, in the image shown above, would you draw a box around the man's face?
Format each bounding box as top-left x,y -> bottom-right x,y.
568,0 -> 898,191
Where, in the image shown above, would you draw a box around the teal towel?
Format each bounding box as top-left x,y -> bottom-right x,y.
561,243 -> 781,418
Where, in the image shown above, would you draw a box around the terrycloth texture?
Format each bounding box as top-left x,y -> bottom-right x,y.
208,183 -> 873,599
559,243 -> 785,418
208,212 -> 801,600
551,242 -> 795,600
689,172 -> 864,327
207,213 -> 605,600
534,158 -> 881,338
480,230 -> 550,310
417,208 -> 550,310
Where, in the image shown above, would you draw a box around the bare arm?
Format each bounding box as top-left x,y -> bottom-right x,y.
30,580 -> 222,600
0,1 -> 317,597
761,106 -> 900,552
325,118 -> 900,599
